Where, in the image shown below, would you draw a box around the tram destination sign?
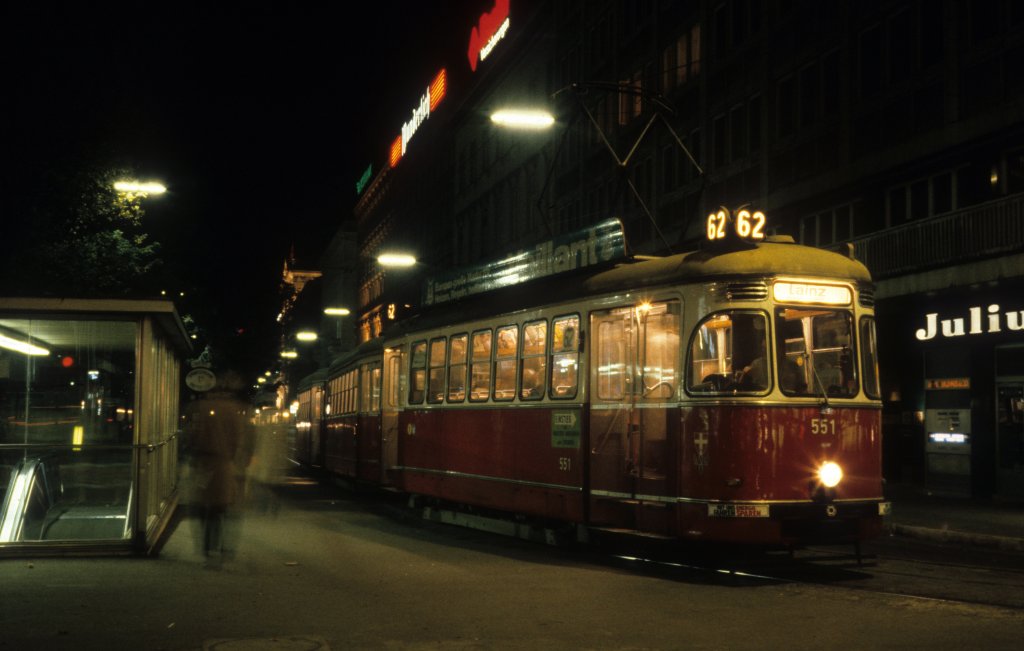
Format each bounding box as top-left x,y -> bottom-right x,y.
424,219 -> 626,306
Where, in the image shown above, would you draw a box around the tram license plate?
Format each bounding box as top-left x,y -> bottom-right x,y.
708,504 -> 769,518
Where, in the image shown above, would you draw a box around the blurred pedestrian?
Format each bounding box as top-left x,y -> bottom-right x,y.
184,370 -> 253,563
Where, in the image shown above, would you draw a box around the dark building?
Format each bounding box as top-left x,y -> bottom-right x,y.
343,0 -> 1024,499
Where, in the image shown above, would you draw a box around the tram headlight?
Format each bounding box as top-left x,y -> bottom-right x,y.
818,462 -> 843,488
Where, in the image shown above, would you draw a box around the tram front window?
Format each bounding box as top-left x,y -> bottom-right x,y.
688,311 -> 769,394
776,308 -> 857,398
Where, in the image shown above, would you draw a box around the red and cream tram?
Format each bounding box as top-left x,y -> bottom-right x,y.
294,215 -> 889,547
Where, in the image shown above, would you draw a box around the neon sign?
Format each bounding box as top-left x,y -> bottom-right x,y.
915,303 -> 1024,341
467,0 -> 510,72
390,69 -> 448,168
355,164 -> 373,195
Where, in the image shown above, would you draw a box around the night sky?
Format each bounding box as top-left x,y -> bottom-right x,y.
4,1 -> 487,372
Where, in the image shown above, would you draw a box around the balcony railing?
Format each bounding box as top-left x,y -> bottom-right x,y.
845,194 -> 1024,280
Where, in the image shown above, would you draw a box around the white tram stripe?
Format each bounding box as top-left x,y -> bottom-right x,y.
393,466 -> 582,492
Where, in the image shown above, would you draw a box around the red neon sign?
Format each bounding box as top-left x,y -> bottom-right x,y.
467,0 -> 510,72
390,69 -> 447,168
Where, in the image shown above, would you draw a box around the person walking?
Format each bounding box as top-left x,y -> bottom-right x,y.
184,370 -> 253,563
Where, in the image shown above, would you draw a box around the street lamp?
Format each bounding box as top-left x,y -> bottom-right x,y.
490,82 -> 705,254
490,109 -> 555,129
113,181 -> 167,196
377,253 -> 417,268
323,307 -> 351,316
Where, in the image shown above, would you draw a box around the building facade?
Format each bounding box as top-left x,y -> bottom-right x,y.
343,0 -> 1024,498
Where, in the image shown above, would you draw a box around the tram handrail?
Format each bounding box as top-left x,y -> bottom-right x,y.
0,431 -> 179,453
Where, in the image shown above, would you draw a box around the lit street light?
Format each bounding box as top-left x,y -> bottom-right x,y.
378,253 -> 417,268
490,109 -> 555,129
113,181 -> 167,196
324,307 -> 351,316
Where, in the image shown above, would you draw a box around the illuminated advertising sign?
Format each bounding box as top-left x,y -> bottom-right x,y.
390,69 -> 448,168
467,0 -> 510,72
424,218 -> 626,306
355,164 -> 373,195
915,303 -> 1024,341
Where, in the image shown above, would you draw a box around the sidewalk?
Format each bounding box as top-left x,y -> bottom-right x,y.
884,482 -> 1024,553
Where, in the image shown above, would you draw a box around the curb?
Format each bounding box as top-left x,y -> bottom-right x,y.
889,523 -> 1024,553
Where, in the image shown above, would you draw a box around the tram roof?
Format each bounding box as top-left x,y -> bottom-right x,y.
583,237 -> 871,295
322,238 -> 872,367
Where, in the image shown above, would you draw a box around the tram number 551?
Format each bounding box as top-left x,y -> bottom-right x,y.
558,457 -> 572,471
810,418 -> 836,435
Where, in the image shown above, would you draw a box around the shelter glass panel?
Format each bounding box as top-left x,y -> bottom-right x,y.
0,318 -> 137,543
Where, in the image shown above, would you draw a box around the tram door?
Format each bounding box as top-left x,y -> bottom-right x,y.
380,346 -> 403,485
588,302 -> 679,530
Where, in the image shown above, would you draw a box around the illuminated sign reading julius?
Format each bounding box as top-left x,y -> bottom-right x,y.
389,69 -> 447,168
915,303 -> 1024,341
467,0 -> 510,72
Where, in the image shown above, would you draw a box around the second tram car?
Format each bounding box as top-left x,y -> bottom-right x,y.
293,227 -> 889,547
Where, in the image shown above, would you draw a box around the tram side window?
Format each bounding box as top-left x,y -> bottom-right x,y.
409,341 -> 427,404
775,308 -> 857,398
688,312 -> 769,394
520,320 -> 547,400
640,303 -> 680,401
360,364 -> 381,413
551,315 -> 580,399
385,354 -> 401,409
860,317 -> 880,399
470,330 -> 492,402
494,325 -> 518,401
597,318 -> 627,400
448,334 -> 468,402
428,338 -> 447,404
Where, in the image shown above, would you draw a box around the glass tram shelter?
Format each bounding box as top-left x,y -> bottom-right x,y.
0,298 -> 190,555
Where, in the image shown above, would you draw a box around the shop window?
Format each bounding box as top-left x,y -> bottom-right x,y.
470,330 -> 492,402
520,320 -> 547,400
494,325 -> 518,401
551,315 -> 580,399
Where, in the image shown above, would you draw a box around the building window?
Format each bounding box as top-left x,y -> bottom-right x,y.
730,103 -> 747,161
859,24 -> 883,99
713,114 -> 727,168
777,76 -> 795,137
799,63 -> 818,128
